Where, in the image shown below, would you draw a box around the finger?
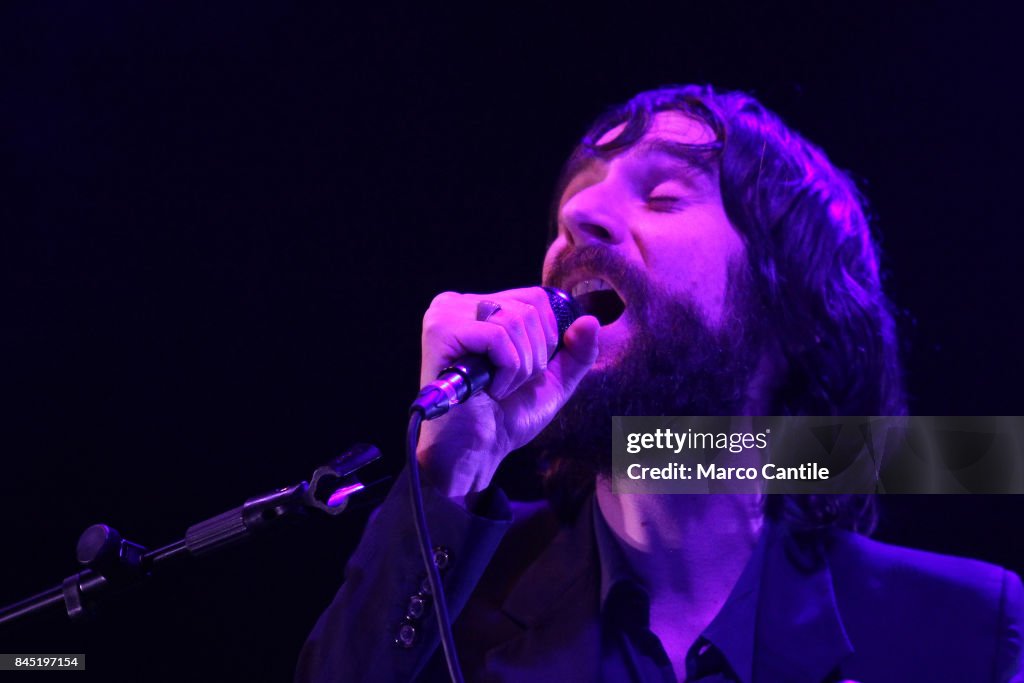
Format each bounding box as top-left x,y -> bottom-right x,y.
441,321 -> 520,398
521,301 -> 548,372
503,286 -> 559,357
485,304 -> 533,396
492,297 -> 548,377
545,314 -> 600,399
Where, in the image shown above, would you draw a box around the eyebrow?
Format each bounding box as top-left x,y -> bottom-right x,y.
623,138 -> 721,177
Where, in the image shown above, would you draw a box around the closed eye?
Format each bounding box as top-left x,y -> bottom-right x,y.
646,181 -> 690,210
648,194 -> 681,203
646,194 -> 687,212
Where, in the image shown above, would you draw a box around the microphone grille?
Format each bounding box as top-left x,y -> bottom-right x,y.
542,287 -> 582,345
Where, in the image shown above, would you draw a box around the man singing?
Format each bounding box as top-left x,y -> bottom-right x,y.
296,85 -> 1023,682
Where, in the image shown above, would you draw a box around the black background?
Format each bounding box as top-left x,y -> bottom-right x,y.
2,2 -> 1022,680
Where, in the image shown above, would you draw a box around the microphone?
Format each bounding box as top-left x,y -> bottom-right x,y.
411,287 -> 582,420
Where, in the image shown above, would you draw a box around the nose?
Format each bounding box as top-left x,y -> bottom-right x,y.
558,182 -> 628,247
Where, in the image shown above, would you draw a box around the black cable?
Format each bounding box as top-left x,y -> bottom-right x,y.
406,405 -> 465,683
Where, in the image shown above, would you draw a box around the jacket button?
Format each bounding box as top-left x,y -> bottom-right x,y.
432,546 -> 451,570
395,622 -> 417,648
407,594 -> 429,620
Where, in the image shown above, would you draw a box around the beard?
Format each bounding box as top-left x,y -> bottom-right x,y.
535,247 -> 766,497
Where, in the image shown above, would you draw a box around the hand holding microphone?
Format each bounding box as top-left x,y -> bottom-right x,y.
413,286 -> 600,499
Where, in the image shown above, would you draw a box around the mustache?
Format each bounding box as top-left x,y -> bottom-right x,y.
545,246 -> 649,308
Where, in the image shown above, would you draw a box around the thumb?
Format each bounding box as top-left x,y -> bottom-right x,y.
546,314 -> 600,399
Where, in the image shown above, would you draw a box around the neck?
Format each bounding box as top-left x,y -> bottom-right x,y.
595,479 -> 763,603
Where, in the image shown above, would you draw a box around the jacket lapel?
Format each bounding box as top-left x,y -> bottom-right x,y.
483,503 -> 603,681
499,502 -> 596,627
752,524 -> 855,683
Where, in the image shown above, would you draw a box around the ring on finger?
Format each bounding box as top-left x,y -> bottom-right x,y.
476,300 -> 502,322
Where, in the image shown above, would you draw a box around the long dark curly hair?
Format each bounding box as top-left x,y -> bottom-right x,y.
545,85 -> 906,534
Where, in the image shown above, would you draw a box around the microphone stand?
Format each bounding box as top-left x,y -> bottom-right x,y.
0,443 -> 388,630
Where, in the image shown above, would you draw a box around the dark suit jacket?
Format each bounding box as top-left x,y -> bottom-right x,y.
295,468 -> 1024,682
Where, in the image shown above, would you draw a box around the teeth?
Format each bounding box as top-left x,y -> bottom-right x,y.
571,278 -> 614,298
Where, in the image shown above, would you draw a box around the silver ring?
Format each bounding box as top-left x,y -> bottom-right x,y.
476,300 -> 502,322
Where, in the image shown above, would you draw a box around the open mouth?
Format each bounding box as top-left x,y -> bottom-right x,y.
570,278 -> 626,326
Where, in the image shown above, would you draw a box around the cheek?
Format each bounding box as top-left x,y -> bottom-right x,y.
646,218 -> 745,323
542,235 -> 569,282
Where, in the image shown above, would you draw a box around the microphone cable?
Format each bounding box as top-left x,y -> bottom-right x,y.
406,407 -> 465,683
